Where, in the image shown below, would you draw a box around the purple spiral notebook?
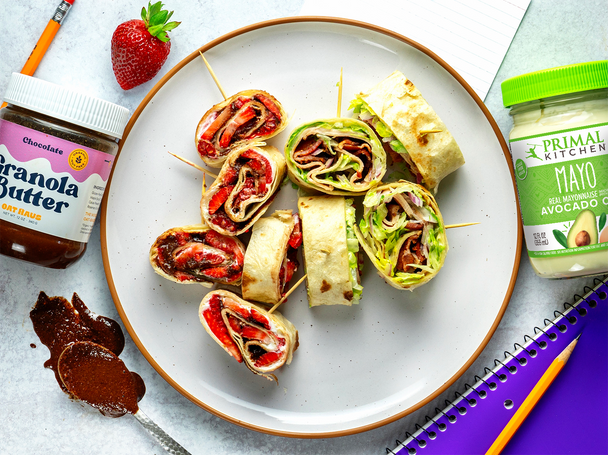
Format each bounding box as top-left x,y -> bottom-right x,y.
390,276 -> 608,455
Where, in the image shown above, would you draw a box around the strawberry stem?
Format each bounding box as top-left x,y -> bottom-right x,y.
141,1 -> 180,43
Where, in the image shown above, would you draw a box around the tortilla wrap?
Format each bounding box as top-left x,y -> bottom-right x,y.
355,71 -> 464,191
298,195 -> 354,306
200,143 -> 286,236
354,180 -> 448,291
242,210 -> 297,304
285,118 -> 386,196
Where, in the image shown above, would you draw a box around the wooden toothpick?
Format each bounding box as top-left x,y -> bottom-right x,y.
419,129 -> 443,135
200,173 -> 209,226
199,51 -> 227,100
268,274 -> 307,314
337,67 -> 343,118
168,151 -> 218,178
445,222 -> 480,229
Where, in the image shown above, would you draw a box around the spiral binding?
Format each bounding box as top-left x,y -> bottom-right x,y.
389,275 -> 608,455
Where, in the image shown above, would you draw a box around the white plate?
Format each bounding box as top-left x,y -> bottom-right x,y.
102,18 -> 521,437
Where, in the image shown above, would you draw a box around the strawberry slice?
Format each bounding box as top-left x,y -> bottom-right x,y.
288,214 -> 302,249
173,242 -> 226,269
203,295 -> 242,362
283,258 -> 298,287
201,107 -> 233,141
241,150 -> 272,193
219,106 -> 256,148
254,93 -> 282,119
197,140 -> 217,158
174,271 -> 192,282
174,231 -> 190,246
200,266 -> 230,279
222,167 -> 239,185
208,185 -> 234,215
253,350 -> 281,368
227,315 -> 242,333
237,177 -> 257,201
233,97 -> 248,110
250,308 -> 270,330
208,211 -> 239,233
205,231 -> 245,265
223,300 -> 252,323
240,326 -> 271,344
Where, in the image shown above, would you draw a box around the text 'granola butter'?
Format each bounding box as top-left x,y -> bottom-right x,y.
0,73 -> 129,268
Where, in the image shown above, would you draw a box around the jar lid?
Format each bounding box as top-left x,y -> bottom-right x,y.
501,60 -> 608,108
2,73 -> 130,139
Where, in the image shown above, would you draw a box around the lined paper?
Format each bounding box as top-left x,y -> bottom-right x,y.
300,0 -> 531,99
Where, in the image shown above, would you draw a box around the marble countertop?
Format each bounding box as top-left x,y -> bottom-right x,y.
1,1 -> 606,454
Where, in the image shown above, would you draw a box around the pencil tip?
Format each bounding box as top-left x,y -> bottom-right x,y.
560,336 -> 579,363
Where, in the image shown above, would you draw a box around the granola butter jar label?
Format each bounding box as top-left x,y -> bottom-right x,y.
502,61 -> 608,279
0,120 -> 115,242
0,73 -> 129,268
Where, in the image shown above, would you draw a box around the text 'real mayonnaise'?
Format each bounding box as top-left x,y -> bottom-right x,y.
501,60 -> 608,279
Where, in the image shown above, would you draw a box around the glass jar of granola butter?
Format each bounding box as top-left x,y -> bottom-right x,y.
501,60 -> 608,279
0,73 -> 129,268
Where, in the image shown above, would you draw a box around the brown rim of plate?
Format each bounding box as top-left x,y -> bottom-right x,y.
100,16 -> 523,438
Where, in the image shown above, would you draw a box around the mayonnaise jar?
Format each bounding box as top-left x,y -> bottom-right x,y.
501,61 -> 608,279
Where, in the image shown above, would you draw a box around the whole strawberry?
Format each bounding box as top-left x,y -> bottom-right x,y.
111,2 -> 180,90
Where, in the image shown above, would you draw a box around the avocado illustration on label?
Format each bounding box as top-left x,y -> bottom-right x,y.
566,209 -> 598,248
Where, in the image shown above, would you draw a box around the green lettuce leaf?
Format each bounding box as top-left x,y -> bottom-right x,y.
345,199 -> 363,303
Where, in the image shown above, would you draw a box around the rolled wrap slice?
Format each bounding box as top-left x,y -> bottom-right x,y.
354,181 -> 448,291
149,225 -> 245,286
200,143 -> 286,236
351,71 -> 465,192
242,210 -> 302,305
298,195 -> 363,306
195,90 -> 288,168
285,118 -> 386,196
199,290 -> 298,382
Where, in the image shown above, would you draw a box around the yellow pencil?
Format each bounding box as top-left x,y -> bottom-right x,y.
1,0 -> 74,109
485,336 -> 579,455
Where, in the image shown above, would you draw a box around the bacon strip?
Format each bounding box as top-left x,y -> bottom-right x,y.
396,232 -> 426,273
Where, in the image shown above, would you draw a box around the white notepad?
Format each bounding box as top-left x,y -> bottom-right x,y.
300,0 -> 531,100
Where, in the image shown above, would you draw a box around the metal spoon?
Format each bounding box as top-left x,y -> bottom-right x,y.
58,341 -> 191,455
133,408 -> 192,455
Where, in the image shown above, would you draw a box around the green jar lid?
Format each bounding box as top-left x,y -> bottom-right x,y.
501,60 -> 608,107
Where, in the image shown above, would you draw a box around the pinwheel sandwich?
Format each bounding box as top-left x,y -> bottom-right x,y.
298,195 -> 363,306
200,143 -> 286,236
351,71 -> 464,191
354,180 -> 448,290
196,90 -> 288,167
285,118 -> 386,195
242,210 -> 302,305
199,290 -> 298,382
149,225 -> 245,286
